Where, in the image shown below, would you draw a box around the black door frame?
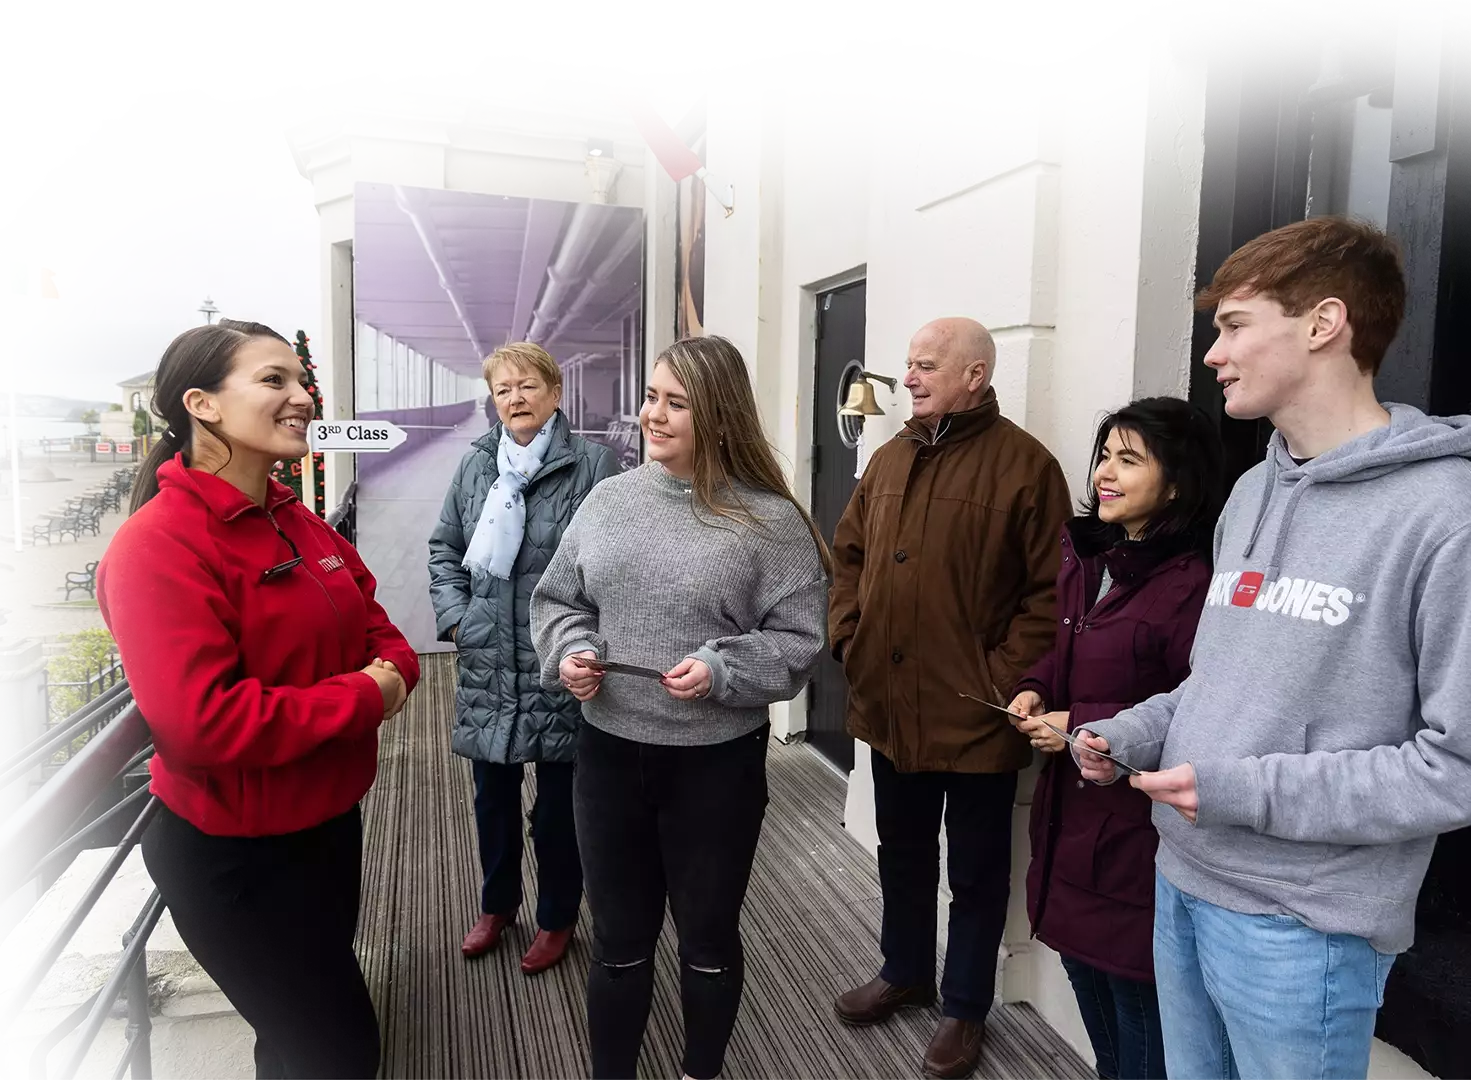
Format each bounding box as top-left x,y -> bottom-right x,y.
1189,30 -> 1471,493
805,277 -> 867,774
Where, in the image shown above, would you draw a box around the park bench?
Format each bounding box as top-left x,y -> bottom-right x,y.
64,561 -> 99,601
31,510 -> 80,545
76,504 -> 103,537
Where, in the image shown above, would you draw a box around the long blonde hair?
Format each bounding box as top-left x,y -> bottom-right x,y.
655,336 -> 832,576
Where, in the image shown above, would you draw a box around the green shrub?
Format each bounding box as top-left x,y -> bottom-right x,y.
47,628 -> 120,725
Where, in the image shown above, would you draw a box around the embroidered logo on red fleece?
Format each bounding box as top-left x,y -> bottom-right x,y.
318,554 -> 346,574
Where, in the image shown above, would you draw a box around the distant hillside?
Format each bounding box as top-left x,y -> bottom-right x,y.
13,394 -> 117,421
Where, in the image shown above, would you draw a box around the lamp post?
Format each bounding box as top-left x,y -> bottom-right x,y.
198,297 -> 219,324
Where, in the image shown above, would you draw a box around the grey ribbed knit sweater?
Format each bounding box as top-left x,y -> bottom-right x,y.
529,462 -> 829,746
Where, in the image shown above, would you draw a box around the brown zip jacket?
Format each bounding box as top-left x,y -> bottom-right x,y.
829,390 -> 1071,773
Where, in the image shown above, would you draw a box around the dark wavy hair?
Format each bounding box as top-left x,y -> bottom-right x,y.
128,319 -> 290,514
1077,396 -> 1225,559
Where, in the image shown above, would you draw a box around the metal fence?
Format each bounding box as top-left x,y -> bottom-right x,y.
327,481 -> 358,546
0,688 -> 158,1079
44,652 -> 126,727
2,441 -> 147,469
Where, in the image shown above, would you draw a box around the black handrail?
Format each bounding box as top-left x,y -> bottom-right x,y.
0,679 -> 133,789
59,890 -> 164,1080
0,692 -> 161,1080
0,703 -> 150,900
35,783 -> 154,875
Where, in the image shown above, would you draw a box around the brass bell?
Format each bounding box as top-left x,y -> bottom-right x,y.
839,379 -> 885,417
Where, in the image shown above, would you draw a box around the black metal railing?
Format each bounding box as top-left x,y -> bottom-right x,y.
43,654 -> 128,772
327,481 -> 358,546
0,690 -> 160,1079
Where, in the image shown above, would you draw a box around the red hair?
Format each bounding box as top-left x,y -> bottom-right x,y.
1198,217 -> 1405,375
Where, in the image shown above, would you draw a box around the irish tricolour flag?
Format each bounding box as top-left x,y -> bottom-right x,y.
585,63 -> 735,217
6,258 -> 58,300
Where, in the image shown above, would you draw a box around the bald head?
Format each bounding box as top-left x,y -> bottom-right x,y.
905,317 -> 996,427
913,317 -> 996,379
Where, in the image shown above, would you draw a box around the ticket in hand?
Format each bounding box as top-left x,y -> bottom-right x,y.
571,656 -> 667,680
957,693 -> 1142,776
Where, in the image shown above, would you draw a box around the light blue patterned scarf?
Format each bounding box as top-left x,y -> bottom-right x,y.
462,420 -> 554,579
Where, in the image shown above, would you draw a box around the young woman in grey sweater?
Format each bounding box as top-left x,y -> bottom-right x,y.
531,336 -> 831,1080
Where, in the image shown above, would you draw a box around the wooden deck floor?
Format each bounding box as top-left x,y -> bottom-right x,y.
358,654 -> 1091,1079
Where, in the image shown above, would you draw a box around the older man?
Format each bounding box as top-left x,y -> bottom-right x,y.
829,317 -> 1071,1078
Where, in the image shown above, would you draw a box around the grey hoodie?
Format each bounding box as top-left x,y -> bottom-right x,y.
1081,405 -> 1471,953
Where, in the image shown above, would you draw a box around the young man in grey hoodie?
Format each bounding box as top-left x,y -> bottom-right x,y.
1075,216 -> 1471,1080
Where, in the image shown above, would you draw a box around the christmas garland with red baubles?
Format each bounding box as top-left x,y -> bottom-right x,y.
270,330 -> 326,516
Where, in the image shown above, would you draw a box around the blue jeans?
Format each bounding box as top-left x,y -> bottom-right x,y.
1060,955 -> 1165,1080
1154,873 -> 1395,1080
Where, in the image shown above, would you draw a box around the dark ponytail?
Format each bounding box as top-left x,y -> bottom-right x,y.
128,319 -> 290,515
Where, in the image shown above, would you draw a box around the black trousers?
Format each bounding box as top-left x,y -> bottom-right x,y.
575,722 -> 769,1080
472,759 -> 582,930
871,750 -> 1018,1024
142,803 -> 379,1079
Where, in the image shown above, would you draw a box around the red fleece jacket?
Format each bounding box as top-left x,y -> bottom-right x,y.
98,456 -> 419,836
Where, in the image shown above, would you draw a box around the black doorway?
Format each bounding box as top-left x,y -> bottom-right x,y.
1189,32 -> 1471,494
807,281 -> 866,773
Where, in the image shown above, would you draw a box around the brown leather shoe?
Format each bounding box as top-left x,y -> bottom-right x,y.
834,975 -> 937,1026
520,927 -> 573,975
922,1017 -> 985,1079
461,912 -> 516,958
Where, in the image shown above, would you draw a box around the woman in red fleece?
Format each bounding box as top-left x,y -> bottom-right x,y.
98,320 -> 418,1080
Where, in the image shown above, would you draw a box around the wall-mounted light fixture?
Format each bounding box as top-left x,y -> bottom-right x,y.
585,140 -> 622,204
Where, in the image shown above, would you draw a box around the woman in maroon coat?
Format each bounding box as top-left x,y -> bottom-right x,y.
1009,397 -> 1223,1080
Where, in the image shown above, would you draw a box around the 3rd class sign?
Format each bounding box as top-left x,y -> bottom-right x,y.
308,421 -> 408,453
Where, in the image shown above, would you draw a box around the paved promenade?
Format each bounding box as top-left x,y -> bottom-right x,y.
0,456 -> 131,642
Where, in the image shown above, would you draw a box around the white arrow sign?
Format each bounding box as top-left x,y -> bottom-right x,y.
308,420 -> 408,453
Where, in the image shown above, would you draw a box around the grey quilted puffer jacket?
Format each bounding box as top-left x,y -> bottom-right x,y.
428,411 -> 620,763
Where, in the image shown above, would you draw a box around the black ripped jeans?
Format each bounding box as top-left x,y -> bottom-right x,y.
574,721 -> 769,1080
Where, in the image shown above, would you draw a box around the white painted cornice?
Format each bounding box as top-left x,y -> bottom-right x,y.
283,72 -> 647,183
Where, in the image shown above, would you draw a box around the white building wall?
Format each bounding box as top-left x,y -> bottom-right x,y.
768,100 -> 873,625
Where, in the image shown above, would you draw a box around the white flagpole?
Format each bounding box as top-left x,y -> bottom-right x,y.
3,253 -> 21,553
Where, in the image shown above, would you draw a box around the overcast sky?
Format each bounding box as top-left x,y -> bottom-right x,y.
0,52 -> 323,406
0,1 -> 1135,409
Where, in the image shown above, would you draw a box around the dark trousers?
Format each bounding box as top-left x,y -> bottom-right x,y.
141,803 -> 379,1079
871,750 -> 1018,1024
1060,955 -> 1166,1080
472,759 -> 582,931
574,722 -> 769,1080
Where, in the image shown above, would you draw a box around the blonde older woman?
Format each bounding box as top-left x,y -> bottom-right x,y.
428,342 -> 620,974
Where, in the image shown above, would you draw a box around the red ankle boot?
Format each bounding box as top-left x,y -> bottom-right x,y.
520,927 -> 573,975
461,912 -> 516,958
